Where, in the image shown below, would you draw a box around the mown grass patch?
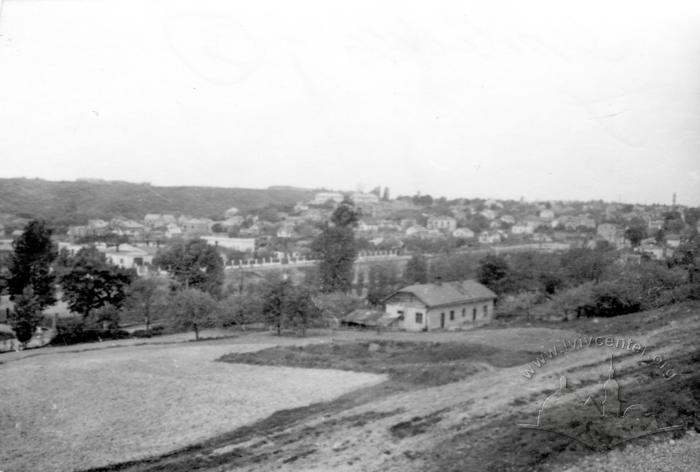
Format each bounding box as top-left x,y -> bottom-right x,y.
219,340 -> 539,386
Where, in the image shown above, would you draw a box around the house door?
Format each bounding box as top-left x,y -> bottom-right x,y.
440,312 -> 445,329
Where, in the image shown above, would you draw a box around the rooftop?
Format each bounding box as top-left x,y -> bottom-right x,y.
386,280 -> 497,307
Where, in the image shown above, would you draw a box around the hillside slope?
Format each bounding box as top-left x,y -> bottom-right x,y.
0,178 -> 314,225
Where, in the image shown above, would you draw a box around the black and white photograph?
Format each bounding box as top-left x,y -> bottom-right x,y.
0,1 -> 699,471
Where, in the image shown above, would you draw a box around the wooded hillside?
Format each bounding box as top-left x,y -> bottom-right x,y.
0,178 -> 314,226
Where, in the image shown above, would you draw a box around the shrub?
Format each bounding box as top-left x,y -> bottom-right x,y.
312,292 -> 364,325
590,280 -> 642,317
131,325 -> 165,338
51,317 -> 129,346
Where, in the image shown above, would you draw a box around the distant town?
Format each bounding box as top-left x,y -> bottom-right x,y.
1,184 -> 695,280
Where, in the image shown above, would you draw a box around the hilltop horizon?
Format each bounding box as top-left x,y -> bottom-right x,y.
0,176 -> 688,208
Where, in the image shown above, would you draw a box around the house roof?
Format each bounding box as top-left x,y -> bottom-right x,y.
342,309 -> 400,327
342,309 -> 385,326
385,280 -> 497,308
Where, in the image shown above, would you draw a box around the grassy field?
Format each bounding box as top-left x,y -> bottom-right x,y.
0,341 -> 384,472
220,340 -> 538,386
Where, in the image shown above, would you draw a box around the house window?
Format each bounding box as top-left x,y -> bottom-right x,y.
462,308 -> 466,317
450,310 -> 455,321
483,305 -> 489,317
472,308 -> 477,320
397,310 -> 404,320
415,312 -> 423,324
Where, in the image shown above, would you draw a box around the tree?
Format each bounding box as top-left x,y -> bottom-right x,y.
684,207 -> 700,231
260,276 -> 320,336
313,292 -> 363,325
366,264 -> 399,305
260,275 -> 288,335
152,238 -> 224,297
670,233 -> 700,284
60,246 -> 135,319
124,278 -> 169,335
8,219 -> 57,309
403,253 -> 428,285
561,245 -> 615,285
382,187 -> 390,201
476,254 -> 509,293
8,286 -> 43,346
92,303 -> 121,331
624,223 -> 646,247
282,284 -> 321,336
663,211 -> 685,233
168,288 -> 217,340
216,292 -> 261,329
412,194 -> 434,206
311,201 -> 359,293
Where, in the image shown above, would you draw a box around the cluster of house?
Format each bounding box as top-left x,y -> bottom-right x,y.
3,194 -> 693,278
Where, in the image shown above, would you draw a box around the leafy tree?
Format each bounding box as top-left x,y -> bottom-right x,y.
412,194 -> 434,206
403,253 -> 428,285
8,287 -> 43,346
476,254 -> 509,293
8,219 -> 57,309
260,275 -> 289,335
282,284 -> 321,336
311,201 -> 359,293
152,238 -> 224,297
313,292 -> 363,325
654,228 -> 666,245
366,264 -> 399,305
561,245 -> 615,284
60,246 -> 135,318
624,223 -> 646,247
92,303 -> 121,331
382,187 -> 390,201
670,233 -> 700,284
124,278 -> 169,335
429,252 -> 479,283
684,207 -> 700,231
663,211 -> 685,233
168,288 -> 217,340
260,276 -> 320,336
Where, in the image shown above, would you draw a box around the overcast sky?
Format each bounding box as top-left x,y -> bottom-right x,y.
1,0 -> 699,205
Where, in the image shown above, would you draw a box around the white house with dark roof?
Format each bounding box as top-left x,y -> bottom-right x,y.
383,280 -> 497,331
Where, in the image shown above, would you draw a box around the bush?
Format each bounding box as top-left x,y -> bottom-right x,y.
312,292 -> 364,325
532,283 -> 596,320
131,325 -> 165,338
496,292 -> 545,320
51,317 -> 129,346
590,280 -> 641,317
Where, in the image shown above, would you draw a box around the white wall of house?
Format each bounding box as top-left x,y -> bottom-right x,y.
385,300 -> 427,331
425,300 -> 494,330
385,298 -> 495,331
